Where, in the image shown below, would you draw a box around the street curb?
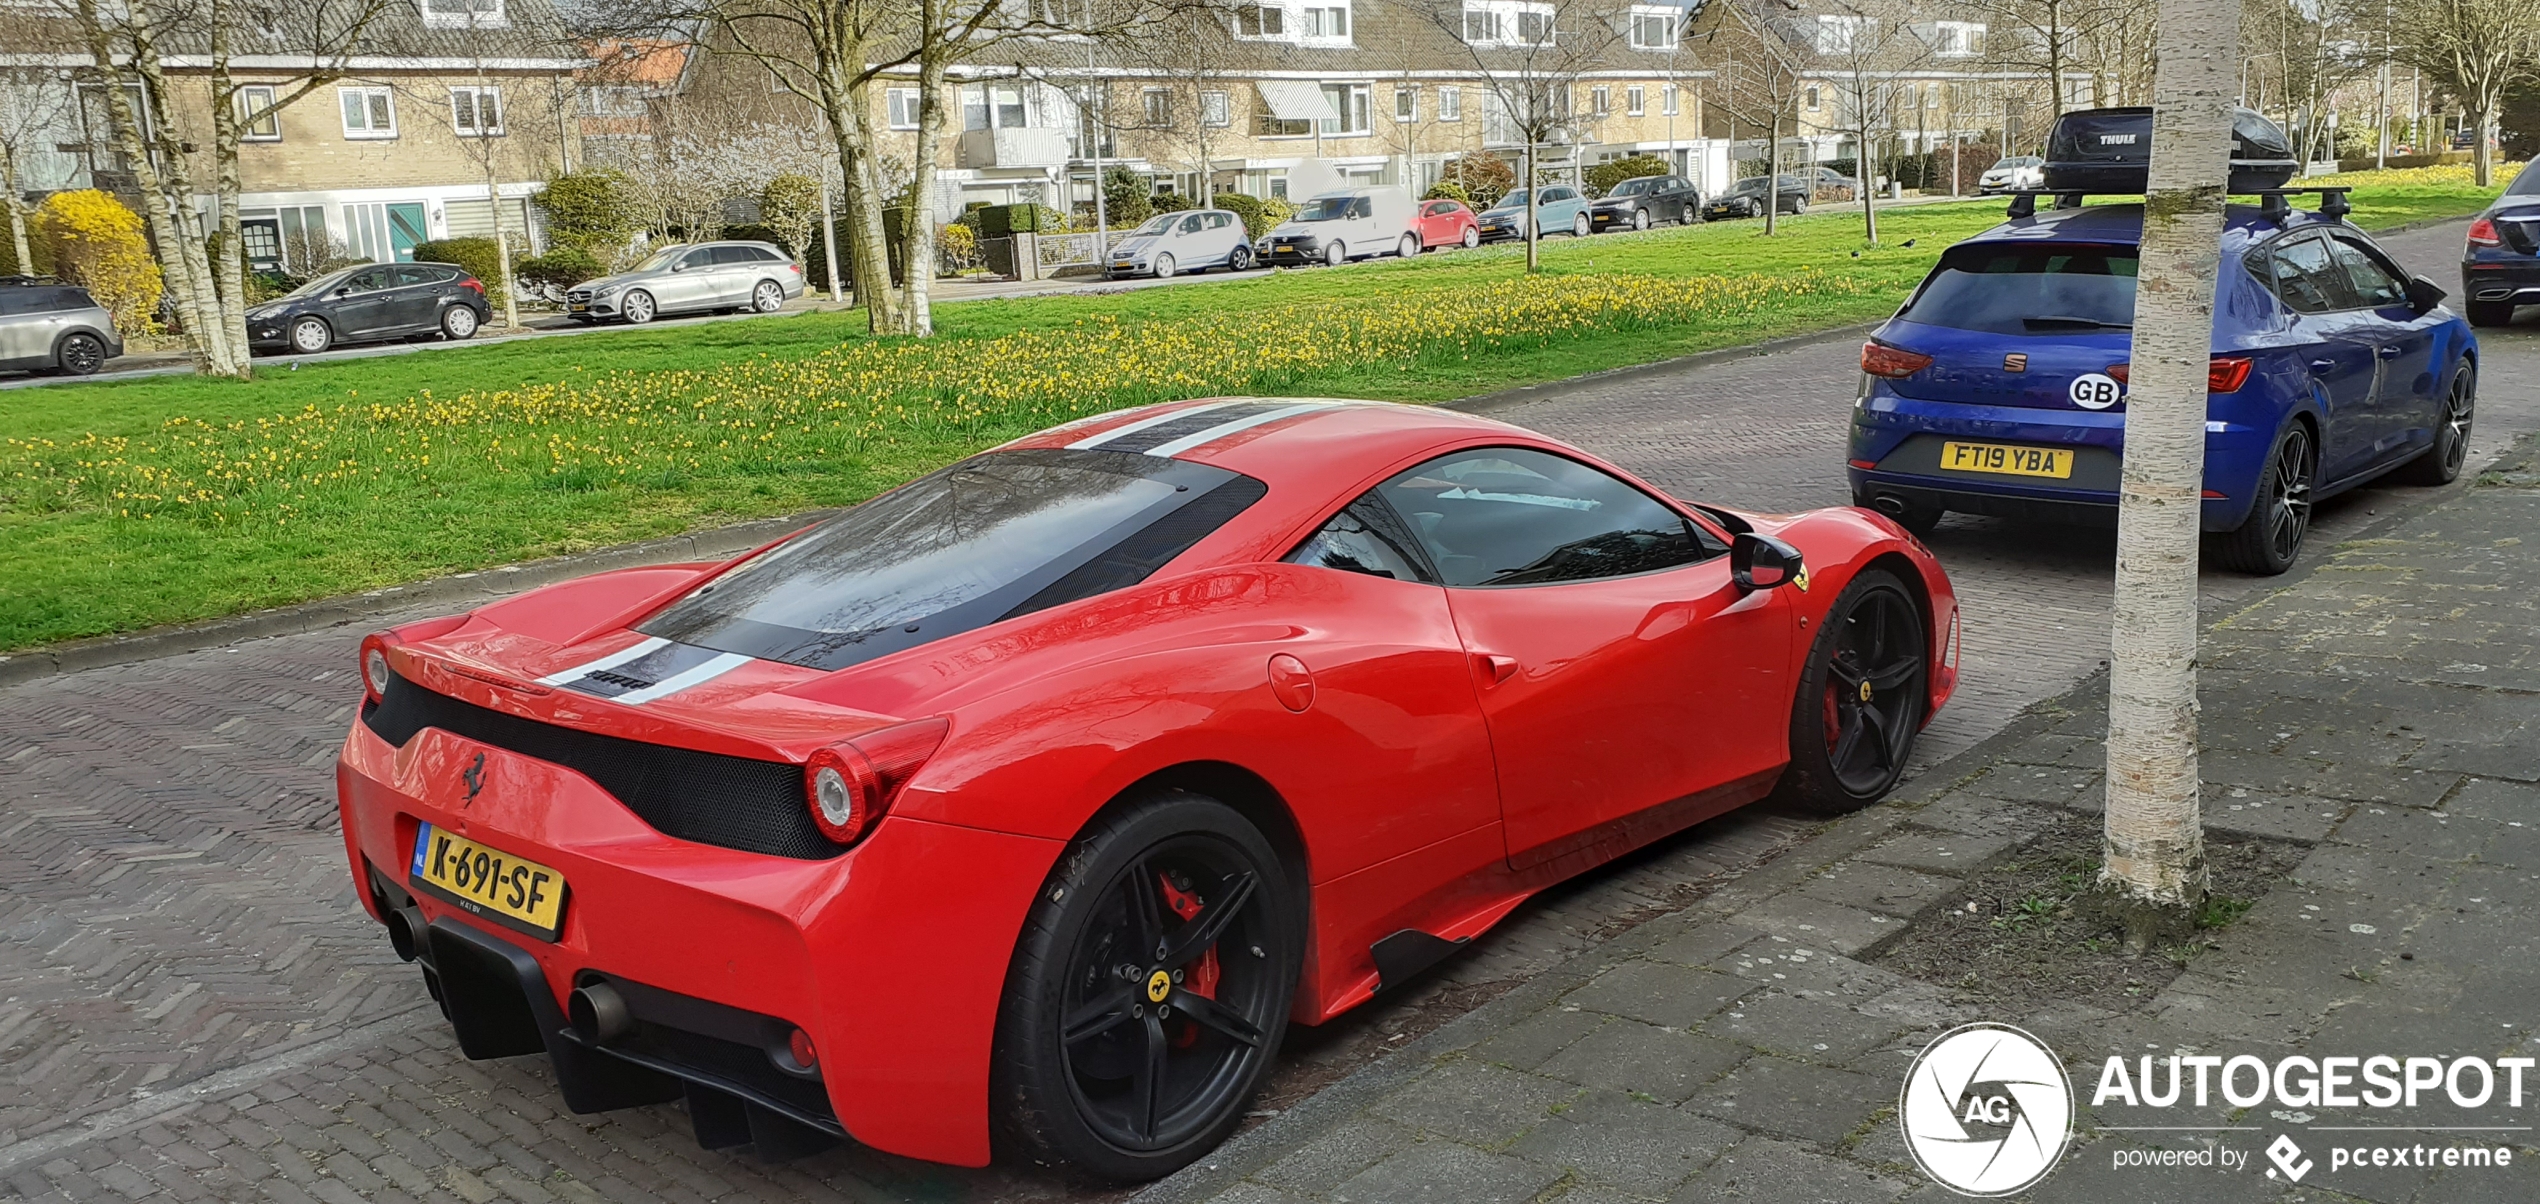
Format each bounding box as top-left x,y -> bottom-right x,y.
1446,321 -> 1887,416
0,510 -> 830,690
1128,433 -> 2521,1204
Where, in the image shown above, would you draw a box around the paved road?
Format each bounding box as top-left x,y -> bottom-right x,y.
1,218 -> 2527,1204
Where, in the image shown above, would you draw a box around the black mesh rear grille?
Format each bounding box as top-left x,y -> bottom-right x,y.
361,673 -> 837,860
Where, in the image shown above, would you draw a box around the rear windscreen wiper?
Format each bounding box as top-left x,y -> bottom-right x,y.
2022,316 -> 2133,331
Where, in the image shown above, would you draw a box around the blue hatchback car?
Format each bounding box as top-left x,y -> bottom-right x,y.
1847,202 -> 2477,574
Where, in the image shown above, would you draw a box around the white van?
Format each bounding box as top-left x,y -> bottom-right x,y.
1258,188 -> 1419,267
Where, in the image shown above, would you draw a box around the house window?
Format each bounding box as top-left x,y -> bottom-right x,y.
1933,21 -> 1983,56
1516,9 -> 1553,43
339,86 -> 395,138
1625,86 -> 1645,116
1804,85 -> 1821,111
1628,9 -> 1677,49
1235,3 -> 1285,36
1813,15 -> 1866,54
1438,86 -> 1461,121
1202,90 -> 1230,126
963,83 -> 1027,130
1301,3 -> 1348,38
1899,83 -> 1918,111
1591,86 -> 1610,116
1462,7 -> 1503,41
1143,88 -> 1172,128
1319,83 -> 1371,136
887,87 -> 919,129
1661,84 -> 1678,116
1395,87 -> 1417,123
451,87 -> 503,136
1268,173 -> 1289,199
237,84 -> 280,140
421,0 -> 505,28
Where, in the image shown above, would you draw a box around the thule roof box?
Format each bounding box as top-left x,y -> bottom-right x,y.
2042,106 -> 2300,195
1999,186 -> 2352,224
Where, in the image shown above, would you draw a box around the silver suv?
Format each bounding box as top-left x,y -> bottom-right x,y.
564,241 -> 806,325
0,278 -> 122,375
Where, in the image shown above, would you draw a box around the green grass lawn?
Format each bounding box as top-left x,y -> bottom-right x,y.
0,166 -> 2515,652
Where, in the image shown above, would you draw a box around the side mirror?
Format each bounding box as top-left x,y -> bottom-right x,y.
1731,532 -> 1805,591
670,261 -> 686,272
2405,274 -> 2447,312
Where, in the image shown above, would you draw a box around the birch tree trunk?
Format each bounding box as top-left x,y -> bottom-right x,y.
75,0 -> 212,369
0,141 -> 29,273
892,43 -> 950,337
815,70 -> 902,333
209,0 -> 252,379
127,10 -> 244,376
2099,0 -> 2241,949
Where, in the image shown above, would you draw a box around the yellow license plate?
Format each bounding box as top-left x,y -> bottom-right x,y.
1940,441 -> 2074,479
410,822 -> 569,941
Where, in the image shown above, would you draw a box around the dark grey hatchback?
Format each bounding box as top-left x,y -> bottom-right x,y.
247,262 -> 492,355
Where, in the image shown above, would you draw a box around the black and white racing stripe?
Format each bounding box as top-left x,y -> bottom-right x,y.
1069,400 -> 1345,457
538,638 -> 754,704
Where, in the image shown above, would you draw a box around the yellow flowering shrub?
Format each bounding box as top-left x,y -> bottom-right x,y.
34,189 -> 162,337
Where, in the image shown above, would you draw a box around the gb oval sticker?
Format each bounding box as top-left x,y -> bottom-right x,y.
2068,372 -> 2124,410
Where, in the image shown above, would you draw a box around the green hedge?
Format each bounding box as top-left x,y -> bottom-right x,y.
411,238 -> 506,312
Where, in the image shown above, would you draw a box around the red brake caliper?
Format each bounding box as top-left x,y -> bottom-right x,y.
1158,874 -> 1221,1047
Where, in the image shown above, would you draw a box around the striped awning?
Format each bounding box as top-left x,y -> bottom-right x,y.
1255,80 -> 1337,122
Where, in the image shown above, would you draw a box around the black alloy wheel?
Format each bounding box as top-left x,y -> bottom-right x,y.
54,332 -> 107,375
2211,423 -> 2315,575
1776,570 -> 1927,812
996,792 -> 1297,1181
2396,361 -> 2476,486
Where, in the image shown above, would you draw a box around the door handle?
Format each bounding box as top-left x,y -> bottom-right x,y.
1472,653 -> 1519,684
2308,359 -> 2338,372
2378,345 -> 2403,358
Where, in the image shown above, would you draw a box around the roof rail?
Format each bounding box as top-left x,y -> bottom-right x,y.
2001,186 -> 2351,223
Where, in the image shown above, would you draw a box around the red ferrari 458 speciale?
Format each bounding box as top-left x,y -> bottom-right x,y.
336,398 -> 1958,1180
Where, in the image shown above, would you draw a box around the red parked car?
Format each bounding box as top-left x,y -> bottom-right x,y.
1415,197 -> 1481,250
337,399 -> 1959,1181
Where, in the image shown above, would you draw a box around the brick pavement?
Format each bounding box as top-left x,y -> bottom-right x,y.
1136,445 -> 2540,1203
3,217 -> 2531,1202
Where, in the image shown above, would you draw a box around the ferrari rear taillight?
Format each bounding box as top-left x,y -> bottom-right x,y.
1860,341 -> 1933,379
360,635 -> 393,702
2469,217 -> 2503,248
803,717 -> 950,847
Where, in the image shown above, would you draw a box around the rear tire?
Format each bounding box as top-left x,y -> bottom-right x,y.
1571,213 -> 1589,237
2209,423 -> 2315,575
1398,232 -> 1419,258
993,791 -> 1299,1183
52,331 -> 107,375
2394,359 -> 2475,486
2467,300 -> 2516,327
1227,245 -> 1252,271
1776,570 -> 1927,814
752,281 -> 785,313
440,305 -> 479,340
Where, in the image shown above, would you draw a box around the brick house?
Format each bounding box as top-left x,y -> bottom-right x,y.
1,0 -> 587,272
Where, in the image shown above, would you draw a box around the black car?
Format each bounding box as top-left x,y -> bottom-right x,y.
246,262 -> 492,355
1702,175 -> 1811,220
1588,174 -> 1702,231
2462,163 -> 2540,326
0,278 -> 123,376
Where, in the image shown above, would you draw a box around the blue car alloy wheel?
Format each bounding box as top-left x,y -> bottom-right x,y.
1846,199 -> 2478,575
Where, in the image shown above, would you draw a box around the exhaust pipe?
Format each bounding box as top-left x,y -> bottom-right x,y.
1868,494 -> 1909,518
570,981 -> 634,1045
385,905 -> 429,963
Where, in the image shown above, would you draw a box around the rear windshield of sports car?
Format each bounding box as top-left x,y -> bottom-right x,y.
639,448 -> 1266,671
1895,243 -> 2138,336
